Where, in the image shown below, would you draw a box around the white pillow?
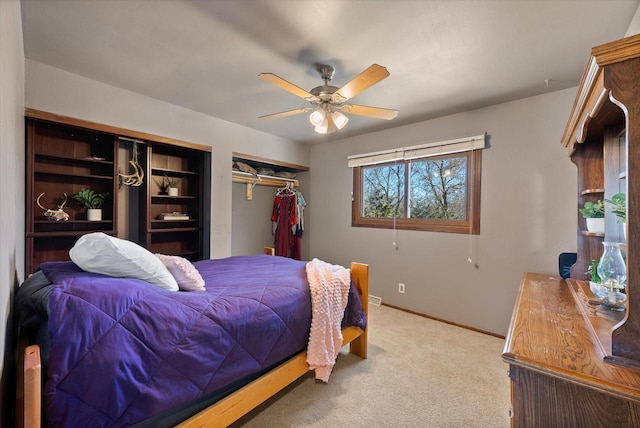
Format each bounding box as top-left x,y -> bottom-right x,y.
69,232 -> 179,291
155,254 -> 205,291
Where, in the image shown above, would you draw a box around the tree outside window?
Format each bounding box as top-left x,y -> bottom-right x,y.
409,156 -> 467,220
352,151 -> 481,234
363,163 -> 405,218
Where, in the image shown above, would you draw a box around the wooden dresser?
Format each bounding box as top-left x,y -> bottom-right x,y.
503,273 -> 640,427
503,34 -> 640,427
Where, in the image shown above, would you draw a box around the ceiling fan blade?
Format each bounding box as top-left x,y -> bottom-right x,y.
333,64 -> 390,102
342,104 -> 399,120
259,73 -> 318,101
259,107 -> 310,120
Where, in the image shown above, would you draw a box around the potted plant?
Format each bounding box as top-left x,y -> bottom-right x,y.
72,188 -> 109,221
165,174 -> 183,196
153,176 -> 170,195
586,259 -> 606,298
153,174 -> 183,196
606,192 -> 626,239
579,200 -> 605,234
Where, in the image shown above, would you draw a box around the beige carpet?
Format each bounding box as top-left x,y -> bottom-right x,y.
233,304 -> 511,427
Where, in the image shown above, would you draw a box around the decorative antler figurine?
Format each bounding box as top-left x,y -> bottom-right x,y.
119,160 -> 144,186
36,193 -> 70,221
118,141 -> 144,186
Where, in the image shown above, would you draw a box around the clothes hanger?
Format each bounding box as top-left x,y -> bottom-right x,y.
276,182 -> 296,196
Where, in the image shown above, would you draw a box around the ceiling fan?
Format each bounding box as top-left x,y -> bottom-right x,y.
258,64 -> 398,134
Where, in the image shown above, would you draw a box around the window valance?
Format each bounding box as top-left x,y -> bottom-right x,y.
347,133 -> 486,167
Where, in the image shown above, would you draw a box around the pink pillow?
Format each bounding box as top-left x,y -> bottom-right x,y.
155,254 -> 205,291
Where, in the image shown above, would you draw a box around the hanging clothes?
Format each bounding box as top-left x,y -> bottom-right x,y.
272,184 -> 297,258
294,190 -> 306,234
291,190 -> 306,260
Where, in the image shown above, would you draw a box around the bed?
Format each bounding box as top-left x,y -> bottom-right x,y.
16,236 -> 368,428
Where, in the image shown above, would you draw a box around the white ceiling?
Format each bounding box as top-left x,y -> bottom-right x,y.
20,0 -> 639,144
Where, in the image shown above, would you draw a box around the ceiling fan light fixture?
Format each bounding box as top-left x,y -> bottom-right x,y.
312,105 -> 347,134
332,111 -> 349,130
314,112 -> 339,134
259,63 -> 397,135
314,117 -> 329,134
326,114 -> 338,134
309,109 -> 325,126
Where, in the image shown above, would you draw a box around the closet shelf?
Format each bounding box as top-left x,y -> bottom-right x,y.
232,171 -> 299,200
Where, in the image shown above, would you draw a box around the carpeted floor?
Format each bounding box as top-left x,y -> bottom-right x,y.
233,304 -> 511,427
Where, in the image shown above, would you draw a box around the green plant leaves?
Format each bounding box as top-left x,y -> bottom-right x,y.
605,192 -> 626,223
579,200 -> 605,218
586,259 -> 601,283
72,188 -> 109,209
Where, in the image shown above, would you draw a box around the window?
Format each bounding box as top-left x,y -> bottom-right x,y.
352,149 -> 481,234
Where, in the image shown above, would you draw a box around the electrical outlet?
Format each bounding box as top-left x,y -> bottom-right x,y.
398,283 -> 405,294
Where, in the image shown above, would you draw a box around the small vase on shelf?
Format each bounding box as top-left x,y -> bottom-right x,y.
87,208 -> 102,221
168,187 -> 179,197
580,200 -> 605,234
586,218 -> 605,234
597,241 -> 627,311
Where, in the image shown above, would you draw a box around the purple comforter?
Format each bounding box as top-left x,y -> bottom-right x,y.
41,255 -> 366,427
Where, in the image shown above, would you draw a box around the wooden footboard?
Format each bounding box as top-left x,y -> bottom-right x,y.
179,261 -> 369,427
20,344 -> 41,428
347,262 -> 368,359
19,262 -> 369,428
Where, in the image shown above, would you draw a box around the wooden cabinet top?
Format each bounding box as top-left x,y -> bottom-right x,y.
503,272 -> 640,402
561,34 -> 640,154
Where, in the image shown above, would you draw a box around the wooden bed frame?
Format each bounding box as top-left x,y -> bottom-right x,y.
18,262 -> 369,428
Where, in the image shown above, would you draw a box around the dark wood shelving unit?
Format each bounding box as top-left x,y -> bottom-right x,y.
151,195 -> 199,200
25,109 -> 212,275
26,117 -> 118,274
142,143 -> 211,261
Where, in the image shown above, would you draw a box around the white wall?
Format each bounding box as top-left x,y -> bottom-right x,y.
232,182 -> 277,255
25,60 -> 311,258
626,3 -> 640,36
0,0 -> 24,425
309,88 -> 578,336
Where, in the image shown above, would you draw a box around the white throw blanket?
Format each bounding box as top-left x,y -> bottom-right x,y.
305,258 -> 351,382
